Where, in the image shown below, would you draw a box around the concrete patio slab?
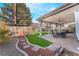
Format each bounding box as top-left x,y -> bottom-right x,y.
0,37 -> 24,56
41,33 -> 79,55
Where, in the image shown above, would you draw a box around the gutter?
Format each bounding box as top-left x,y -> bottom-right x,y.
37,3 -> 79,22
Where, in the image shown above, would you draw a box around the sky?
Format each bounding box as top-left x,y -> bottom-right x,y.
26,3 -> 63,23
0,3 -> 4,13
0,3 -> 4,7
0,3 -> 63,23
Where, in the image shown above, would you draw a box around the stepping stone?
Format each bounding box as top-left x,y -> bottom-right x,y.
55,47 -> 64,56
20,39 -> 25,41
32,46 -> 40,52
23,45 -> 30,49
58,47 -> 64,55
22,42 -> 27,45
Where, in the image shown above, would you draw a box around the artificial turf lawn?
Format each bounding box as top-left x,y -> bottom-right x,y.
42,32 -> 49,35
26,32 -> 52,47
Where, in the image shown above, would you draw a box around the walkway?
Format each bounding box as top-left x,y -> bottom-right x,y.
41,33 -> 79,55
0,37 -> 24,56
17,36 -> 63,56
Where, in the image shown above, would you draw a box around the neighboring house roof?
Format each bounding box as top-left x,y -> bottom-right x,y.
37,3 -> 79,24
27,23 -> 40,28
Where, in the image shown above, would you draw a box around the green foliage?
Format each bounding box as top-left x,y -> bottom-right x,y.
16,3 -> 32,25
0,20 -> 11,44
26,32 -> 52,47
0,3 -> 32,25
0,3 -> 14,24
42,32 -> 49,35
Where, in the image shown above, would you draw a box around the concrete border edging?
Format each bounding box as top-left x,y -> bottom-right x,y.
16,38 -> 28,56
25,36 -> 52,49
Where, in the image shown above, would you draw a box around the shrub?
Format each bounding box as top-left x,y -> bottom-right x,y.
0,20 -> 11,44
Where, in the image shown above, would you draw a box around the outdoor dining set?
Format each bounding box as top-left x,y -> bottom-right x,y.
51,29 -> 73,38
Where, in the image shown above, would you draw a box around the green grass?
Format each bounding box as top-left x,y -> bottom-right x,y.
26,32 -> 52,47
32,31 -> 48,35
42,32 -> 49,35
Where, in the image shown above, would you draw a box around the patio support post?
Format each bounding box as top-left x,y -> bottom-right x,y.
60,24 -> 62,31
55,23 -> 58,33
40,21 -> 42,36
62,24 -> 65,28
62,24 -> 65,30
49,23 -> 51,34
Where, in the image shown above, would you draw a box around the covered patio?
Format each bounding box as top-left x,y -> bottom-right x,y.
38,3 -> 77,36
37,3 -> 79,55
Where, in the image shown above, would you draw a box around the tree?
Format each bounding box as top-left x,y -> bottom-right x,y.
0,20 -> 11,44
16,3 -> 32,25
0,3 -> 14,24
0,3 -> 32,25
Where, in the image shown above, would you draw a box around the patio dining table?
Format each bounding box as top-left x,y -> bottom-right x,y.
52,30 -> 68,38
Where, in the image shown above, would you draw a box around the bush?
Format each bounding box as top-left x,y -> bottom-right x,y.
0,20 -> 11,44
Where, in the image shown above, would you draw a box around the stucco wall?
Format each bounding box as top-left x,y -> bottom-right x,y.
9,26 -> 36,35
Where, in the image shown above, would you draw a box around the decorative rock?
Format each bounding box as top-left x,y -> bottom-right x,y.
23,45 -> 30,49
32,46 -> 40,52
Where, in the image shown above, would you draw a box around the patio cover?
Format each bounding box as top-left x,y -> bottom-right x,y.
42,11 -> 74,24
38,4 -> 79,24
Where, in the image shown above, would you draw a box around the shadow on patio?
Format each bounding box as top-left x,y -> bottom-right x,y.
41,33 -> 79,55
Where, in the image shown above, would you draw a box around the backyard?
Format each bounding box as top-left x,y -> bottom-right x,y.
26,32 -> 52,47
0,3 -> 79,56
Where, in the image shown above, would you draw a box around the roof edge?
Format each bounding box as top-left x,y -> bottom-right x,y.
37,3 -> 78,22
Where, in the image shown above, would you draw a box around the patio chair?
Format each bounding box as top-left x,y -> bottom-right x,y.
48,44 -> 64,56
54,47 -> 64,56
56,30 -> 69,38
51,30 -> 58,37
